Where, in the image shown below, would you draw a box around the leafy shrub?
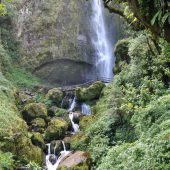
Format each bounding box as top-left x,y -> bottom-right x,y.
0,151 -> 14,170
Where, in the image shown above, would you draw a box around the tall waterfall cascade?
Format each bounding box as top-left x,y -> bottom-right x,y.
91,0 -> 114,80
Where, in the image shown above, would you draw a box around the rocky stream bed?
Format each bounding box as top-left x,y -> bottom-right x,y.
14,81 -> 105,169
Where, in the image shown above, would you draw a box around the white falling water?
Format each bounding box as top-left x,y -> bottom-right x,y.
68,97 -> 79,133
46,142 -> 70,170
68,97 -> 76,112
81,103 -> 91,115
91,0 -> 113,79
69,112 -> 79,133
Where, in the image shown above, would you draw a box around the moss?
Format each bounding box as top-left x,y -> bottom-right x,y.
31,132 -> 46,150
0,151 -> 15,170
46,88 -> 63,105
76,81 -> 105,102
114,38 -> 130,74
79,115 -> 95,131
31,118 -> 46,128
23,103 -> 47,121
45,117 -> 68,142
3,135 -> 43,165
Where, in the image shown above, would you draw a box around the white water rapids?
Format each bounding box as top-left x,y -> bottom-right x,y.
91,0 -> 114,79
46,142 -> 70,170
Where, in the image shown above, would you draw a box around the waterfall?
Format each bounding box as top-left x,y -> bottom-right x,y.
91,0 -> 114,79
68,97 -> 76,112
46,141 -> 70,170
68,97 -> 79,133
81,103 -> 91,115
69,112 -> 79,133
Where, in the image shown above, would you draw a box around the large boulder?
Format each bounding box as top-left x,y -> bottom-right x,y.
48,106 -> 72,131
45,117 -> 68,142
31,132 -> 46,150
58,151 -> 91,170
31,118 -> 47,133
76,81 -> 105,102
46,88 -> 63,106
23,103 -> 47,121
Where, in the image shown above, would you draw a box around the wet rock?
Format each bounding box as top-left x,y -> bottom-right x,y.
58,151 -> 91,170
50,140 -> 63,155
49,154 -> 58,165
76,81 -> 105,102
31,118 -> 46,132
46,88 -> 63,106
45,117 -> 68,142
23,103 -> 47,121
63,136 -> 71,151
31,132 -> 46,150
72,112 -> 82,124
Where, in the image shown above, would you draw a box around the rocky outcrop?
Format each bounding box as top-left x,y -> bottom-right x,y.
23,102 -> 48,121
14,0 -> 95,85
58,151 -> 91,170
76,81 -> 105,102
45,117 -> 68,142
46,88 -> 63,106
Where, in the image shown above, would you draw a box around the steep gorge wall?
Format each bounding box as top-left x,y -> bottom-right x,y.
15,0 -> 94,71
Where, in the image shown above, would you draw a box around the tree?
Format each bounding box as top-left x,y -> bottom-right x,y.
103,0 -> 170,42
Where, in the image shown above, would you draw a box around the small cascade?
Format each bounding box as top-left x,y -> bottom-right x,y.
81,103 -> 91,115
68,97 -> 76,112
46,141 -> 70,170
69,112 -> 79,133
68,97 -> 79,133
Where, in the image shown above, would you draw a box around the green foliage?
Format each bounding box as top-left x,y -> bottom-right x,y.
5,67 -> 42,88
80,33 -> 170,169
0,151 -> 14,170
26,161 -> 42,170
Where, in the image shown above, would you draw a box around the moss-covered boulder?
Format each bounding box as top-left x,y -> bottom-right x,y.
23,103 -> 47,121
114,38 -> 130,74
31,132 -> 46,150
58,151 -> 91,170
48,106 -> 72,131
31,118 -> 46,133
15,91 -> 35,105
46,88 -> 63,106
45,117 -> 68,142
76,81 -> 105,102
3,134 -> 43,165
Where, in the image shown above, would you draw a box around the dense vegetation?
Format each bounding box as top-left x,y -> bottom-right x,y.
0,0 -> 169,169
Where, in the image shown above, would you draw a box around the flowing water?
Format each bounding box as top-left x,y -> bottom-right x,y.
69,112 -> 79,133
91,0 -> 114,79
46,142 -> 70,170
81,103 -> 91,115
68,97 -> 79,133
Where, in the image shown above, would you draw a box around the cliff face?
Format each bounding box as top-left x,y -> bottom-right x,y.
13,0 -> 96,85
15,0 -> 92,66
